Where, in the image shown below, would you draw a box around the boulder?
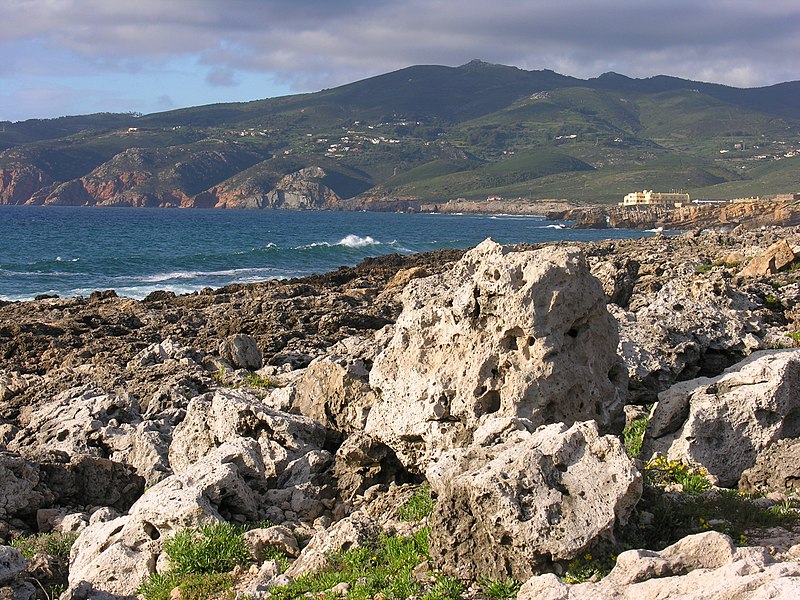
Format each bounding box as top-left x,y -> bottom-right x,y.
219,333 -> 262,370
366,239 -> 626,470
291,356 -> 377,433
426,419 -> 641,581
644,349 -> 800,487
518,532 -> 800,599
65,440 -> 263,597
613,270 -> 764,403
739,437 -> 800,492
0,546 -> 25,583
737,240 -> 796,278
243,525 -> 300,560
168,389 -> 327,477
0,451 -> 52,521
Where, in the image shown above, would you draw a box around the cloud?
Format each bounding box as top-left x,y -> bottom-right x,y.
1,0 -> 799,118
206,68 -> 237,87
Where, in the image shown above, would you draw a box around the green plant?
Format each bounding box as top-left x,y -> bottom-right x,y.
764,294 -> 783,310
243,372 -> 279,389
622,415 -> 648,458
563,552 -> 616,584
137,522 -> 251,600
643,456 -> 711,494
10,531 -> 79,560
479,576 -> 522,599
694,263 -> 714,274
269,527 -> 433,600
422,575 -> 464,600
164,522 -> 250,574
212,366 -> 227,385
398,483 -> 436,521
786,331 -> 800,344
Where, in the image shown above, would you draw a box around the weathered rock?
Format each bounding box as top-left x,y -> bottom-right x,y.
65,440 -> 263,596
0,546 -> 25,583
333,432 -> 408,501
9,384 -> 141,459
291,356 -> 377,433
518,532 -> 800,599
739,437 -> 800,493
367,239 -> 626,470
168,389 -> 327,478
644,349 -> 800,487
243,526 -> 300,560
426,419 -> 641,581
0,451 -> 52,521
738,240 -> 796,278
219,333 -> 262,370
284,512 -> 381,578
613,269 -> 764,403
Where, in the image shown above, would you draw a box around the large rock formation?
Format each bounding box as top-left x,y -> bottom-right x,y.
644,349 -> 800,487
366,239 -> 626,469
426,419 -> 641,581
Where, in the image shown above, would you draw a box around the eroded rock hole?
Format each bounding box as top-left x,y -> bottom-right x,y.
476,390 -> 501,417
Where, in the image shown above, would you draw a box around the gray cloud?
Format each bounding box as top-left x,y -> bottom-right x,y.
1,0 -> 798,118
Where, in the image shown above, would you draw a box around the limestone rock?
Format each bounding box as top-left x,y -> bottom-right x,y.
739,437 -> 800,492
518,532 -> 800,599
284,512 -> 380,578
243,525 -> 300,560
65,440 -> 262,596
0,451 -> 52,521
333,432 -> 408,501
426,420 -> 641,581
613,270 -> 765,403
644,349 -> 800,487
738,240 -> 796,278
219,333 -> 262,370
291,356 -> 377,433
367,239 -> 626,470
168,389 -> 327,477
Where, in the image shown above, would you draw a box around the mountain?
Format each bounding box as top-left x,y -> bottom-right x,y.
1,60 -> 799,208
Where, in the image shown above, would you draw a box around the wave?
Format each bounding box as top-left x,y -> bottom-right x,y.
542,224 -> 566,229
299,234 -> 382,250
133,266 -> 290,284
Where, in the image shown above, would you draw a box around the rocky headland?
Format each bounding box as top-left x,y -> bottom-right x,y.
3,226 -> 800,599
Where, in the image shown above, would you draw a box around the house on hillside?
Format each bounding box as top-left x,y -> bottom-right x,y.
622,190 -> 690,208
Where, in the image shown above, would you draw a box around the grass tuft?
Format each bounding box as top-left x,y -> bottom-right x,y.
398,483 -> 436,521
10,531 -> 79,560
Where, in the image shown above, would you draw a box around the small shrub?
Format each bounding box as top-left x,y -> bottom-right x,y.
398,483 -> 436,521
243,372 -> 279,389
786,331 -> 800,344
10,531 -> 79,560
479,576 -> 522,599
622,416 -> 648,458
164,522 -> 250,574
422,575 -> 464,600
563,552 -> 616,584
764,294 -> 783,311
137,522 -> 250,600
643,456 -> 711,494
694,263 -> 714,274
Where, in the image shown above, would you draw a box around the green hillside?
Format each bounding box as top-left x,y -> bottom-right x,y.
1,61 -> 798,208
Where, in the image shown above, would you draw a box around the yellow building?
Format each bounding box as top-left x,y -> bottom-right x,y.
622,190 -> 690,207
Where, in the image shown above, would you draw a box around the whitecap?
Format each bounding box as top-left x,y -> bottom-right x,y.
337,234 -> 380,248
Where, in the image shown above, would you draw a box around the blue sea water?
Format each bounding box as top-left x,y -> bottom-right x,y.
0,206 -> 659,301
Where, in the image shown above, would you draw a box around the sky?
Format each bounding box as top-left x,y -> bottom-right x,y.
2,0 -> 799,122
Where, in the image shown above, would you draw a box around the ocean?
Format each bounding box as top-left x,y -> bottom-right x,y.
0,206 -> 659,302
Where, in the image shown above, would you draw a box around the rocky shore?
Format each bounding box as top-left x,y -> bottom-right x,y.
2,226 -> 800,599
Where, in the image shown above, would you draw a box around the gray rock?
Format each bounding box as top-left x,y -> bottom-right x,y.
367,239 -> 626,470
333,432 -> 407,501
169,389 -> 327,478
426,419 -> 641,581
739,437 -> 800,492
0,451 -> 52,521
0,546 -> 25,584
644,349 -> 800,487
65,440 -> 263,596
219,333 -> 262,370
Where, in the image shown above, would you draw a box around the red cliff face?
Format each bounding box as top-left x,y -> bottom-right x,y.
0,166 -> 54,205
